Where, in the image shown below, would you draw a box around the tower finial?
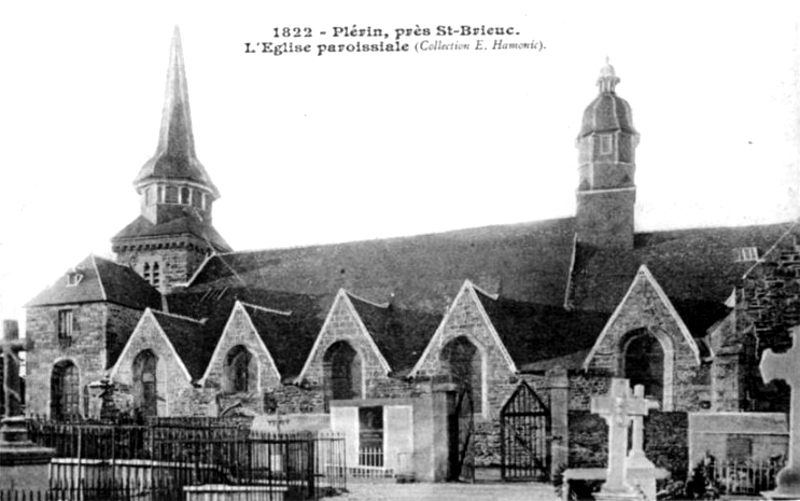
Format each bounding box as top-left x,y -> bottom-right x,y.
597,57 -> 620,94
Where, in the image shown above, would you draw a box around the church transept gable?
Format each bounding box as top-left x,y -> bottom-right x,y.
583,265 -> 706,411
201,301 -> 282,392
297,289 -> 391,392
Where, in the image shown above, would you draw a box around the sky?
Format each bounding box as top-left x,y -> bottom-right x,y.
0,1 -> 798,327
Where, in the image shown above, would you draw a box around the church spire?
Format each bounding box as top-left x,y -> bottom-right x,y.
134,26 -> 219,198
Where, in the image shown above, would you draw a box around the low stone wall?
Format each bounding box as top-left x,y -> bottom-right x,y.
687,412 -> 788,468
568,411 -> 689,480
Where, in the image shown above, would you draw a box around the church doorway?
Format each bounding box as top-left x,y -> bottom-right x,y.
623,329 -> 664,402
133,349 -> 159,418
440,336 -> 483,416
323,341 -> 363,409
51,360 -> 80,421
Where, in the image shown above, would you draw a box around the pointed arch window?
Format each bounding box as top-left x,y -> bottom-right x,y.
323,341 -> 362,410
152,262 -> 161,288
224,345 -> 257,393
51,361 -> 80,421
143,262 -> 151,283
133,350 -> 159,418
623,329 -> 664,402
441,336 -> 483,415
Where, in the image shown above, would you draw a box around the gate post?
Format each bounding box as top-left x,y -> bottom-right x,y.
546,366 -> 569,481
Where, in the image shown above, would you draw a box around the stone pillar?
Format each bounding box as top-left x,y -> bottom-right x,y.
0,320 -> 55,493
411,382 -> 456,482
547,366 -> 569,479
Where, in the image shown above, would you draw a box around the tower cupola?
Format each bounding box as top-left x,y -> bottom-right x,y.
575,59 -> 639,250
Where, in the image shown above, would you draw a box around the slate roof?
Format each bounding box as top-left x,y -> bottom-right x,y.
26,255 -> 162,310
112,215 -> 231,252
175,218 -> 796,373
473,289 -> 609,370
188,218 -> 577,313
151,311 -> 210,380
347,293 -> 443,376
165,287 -> 325,381
243,303 -> 320,380
569,222 -> 796,321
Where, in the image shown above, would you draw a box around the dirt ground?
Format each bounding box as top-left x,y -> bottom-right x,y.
325,478 -> 561,501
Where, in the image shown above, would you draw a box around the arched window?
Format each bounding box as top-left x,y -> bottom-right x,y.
133,350 -> 158,418
191,189 -> 203,208
441,336 -> 483,415
143,262 -> 151,282
165,186 -> 178,204
51,361 -> 80,421
180,187 -> 191,205
152,262 -> 160,288
323,341 -> 362,408
623,329 -> 664,402
224,345 -> 257,393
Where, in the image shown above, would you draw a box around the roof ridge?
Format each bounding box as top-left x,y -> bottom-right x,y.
213,217 -> 577,257
153,309 -> 205,324
345,291 -> 389,309
89,254 -> 108,302
240,301 -> 292,316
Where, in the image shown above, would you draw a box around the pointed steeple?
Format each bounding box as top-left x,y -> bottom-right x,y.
134,26 -> 219,198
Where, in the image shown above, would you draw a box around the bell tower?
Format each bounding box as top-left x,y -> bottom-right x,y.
112,27 -> 231,292
575,59 -> 639,250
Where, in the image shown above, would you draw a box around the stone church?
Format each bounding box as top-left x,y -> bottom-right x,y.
24,28 -> 796,453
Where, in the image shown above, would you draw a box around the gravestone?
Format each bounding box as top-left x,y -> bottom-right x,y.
627,384 -> 659,469
625,384 -> 666,501
760,325 -> 800,500
591,378 -> 652,501
0,320 -> 55,492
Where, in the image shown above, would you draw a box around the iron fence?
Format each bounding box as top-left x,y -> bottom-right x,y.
23,418 -> 346,500
713,457 -> 785,495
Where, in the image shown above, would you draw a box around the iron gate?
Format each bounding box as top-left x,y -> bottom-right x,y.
500,381 -> 551,481
448,387 -> 475,482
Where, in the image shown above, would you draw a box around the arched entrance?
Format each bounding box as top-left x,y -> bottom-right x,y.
224,345 -> 256,393
441,336 -> 483,415
51,360 -> 80,421
133,350 -> 159,418
323,341 -> 362,408
623,329 -> 664,402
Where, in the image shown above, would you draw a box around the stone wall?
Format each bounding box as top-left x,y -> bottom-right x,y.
26,303 -> 132,418
687,412 -> 788,468
568,410 -> 689,480
740,239 -> 800,412
412,286 -> 519,420
202,305 -> 282,399
300,297 -> 389,399
110,313 -> 196,416
584,269 -> 709,412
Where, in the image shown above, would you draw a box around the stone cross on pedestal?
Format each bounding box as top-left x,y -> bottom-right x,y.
627,384 -> 659,469
0,323 -> 33,444
591,378 -> 651,500
760,326 -> 800,500
0,321 -> 54,493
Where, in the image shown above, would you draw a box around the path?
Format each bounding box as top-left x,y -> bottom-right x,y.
327,479 -> 560,501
